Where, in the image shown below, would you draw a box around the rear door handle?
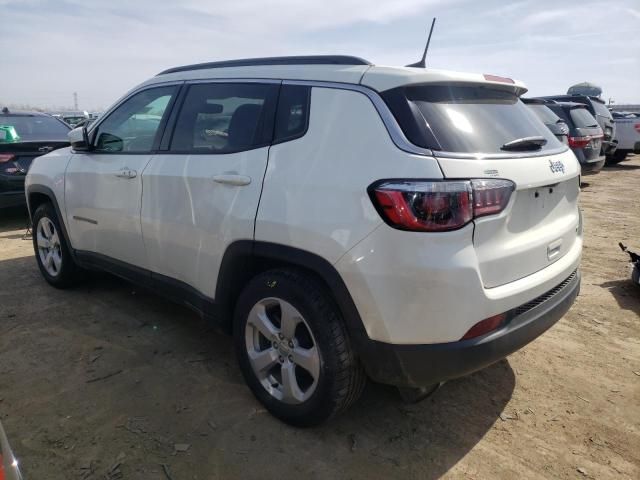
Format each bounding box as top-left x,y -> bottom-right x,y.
115,167 -> 137,179
212,174 -> 251,186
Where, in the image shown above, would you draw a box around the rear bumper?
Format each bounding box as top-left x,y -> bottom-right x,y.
358,270 -> 580,387
1,173 -> 27,208
579,155 -> 605,175
0,191 -> 27,209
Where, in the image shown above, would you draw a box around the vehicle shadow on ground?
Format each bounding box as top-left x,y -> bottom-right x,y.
599,278 -> 640,315
323,361 -> 515,478
0,207 -> 30,235
0,255 -> 515,479
603,163 -> 640,171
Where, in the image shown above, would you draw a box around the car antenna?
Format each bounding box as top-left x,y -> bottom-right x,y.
406,17 -> 436,68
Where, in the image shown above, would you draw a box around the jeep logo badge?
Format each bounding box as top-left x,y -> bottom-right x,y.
549,159 -> 565,174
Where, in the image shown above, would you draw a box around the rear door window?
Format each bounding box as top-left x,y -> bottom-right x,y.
383,84 -> 561,154
170,83 -> 279,153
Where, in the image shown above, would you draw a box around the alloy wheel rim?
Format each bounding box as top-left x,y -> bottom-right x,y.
245,297 -> 320,404
36,217 -> 62,277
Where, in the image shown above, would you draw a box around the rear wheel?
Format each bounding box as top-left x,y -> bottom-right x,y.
234,268 -> 366,426
606,150 -> 628,165
32,202 -> 82,288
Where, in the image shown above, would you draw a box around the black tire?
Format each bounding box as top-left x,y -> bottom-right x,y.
31,202 -> 82,288
234,268 -> 366,427
606,151 -> 628,165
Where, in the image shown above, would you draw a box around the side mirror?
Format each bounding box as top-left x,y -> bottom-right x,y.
68,126 -> 91,151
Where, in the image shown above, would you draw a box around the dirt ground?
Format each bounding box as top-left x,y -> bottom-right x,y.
1,157 -> 639,480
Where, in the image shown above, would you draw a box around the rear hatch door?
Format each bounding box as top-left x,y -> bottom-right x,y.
379,81 -> 581,288
436,151 -> 580,287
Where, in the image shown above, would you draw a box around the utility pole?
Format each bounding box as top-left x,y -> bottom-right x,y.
73,92 -> 78,110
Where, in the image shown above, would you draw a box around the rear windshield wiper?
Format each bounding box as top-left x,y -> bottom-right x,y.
501,136 -> 548,151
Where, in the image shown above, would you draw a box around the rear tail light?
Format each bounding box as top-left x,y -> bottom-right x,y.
461,313 -> 507,340
0,154 -> 16,163
569,135 -> 602,148
370,179 -> 514,232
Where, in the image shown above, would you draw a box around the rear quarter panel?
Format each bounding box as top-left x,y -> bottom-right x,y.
255,86 -> 443,264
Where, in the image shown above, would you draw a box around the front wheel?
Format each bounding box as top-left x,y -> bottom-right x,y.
234,269 -> 366,427
32,202 -> 82,288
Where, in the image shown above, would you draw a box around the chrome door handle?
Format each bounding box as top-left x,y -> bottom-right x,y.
212,174 -> 251,186
115,168 -> 137,179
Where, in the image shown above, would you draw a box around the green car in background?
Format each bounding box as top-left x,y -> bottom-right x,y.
0,125 -> 20,143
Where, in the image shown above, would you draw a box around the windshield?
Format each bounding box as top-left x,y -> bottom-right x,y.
0,115 -> 70,142
570,108 -> 599,128
385,84 -> 561,154
527,104 -> 562,125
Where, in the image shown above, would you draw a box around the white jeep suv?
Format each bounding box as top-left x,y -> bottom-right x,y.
25,56 -> 582,426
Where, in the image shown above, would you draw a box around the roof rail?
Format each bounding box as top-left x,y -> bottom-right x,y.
157,55 -> 372,75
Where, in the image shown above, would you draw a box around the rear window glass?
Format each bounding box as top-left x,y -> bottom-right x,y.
570,108 -> 599,128
527,104 -> 561,125
0,115 -> 69,142
385,85 -> 561,154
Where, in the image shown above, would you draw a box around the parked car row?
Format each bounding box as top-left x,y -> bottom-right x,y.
521,92 -> 637,175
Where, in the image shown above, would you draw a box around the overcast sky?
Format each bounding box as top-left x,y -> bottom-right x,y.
1,0 -> 638,111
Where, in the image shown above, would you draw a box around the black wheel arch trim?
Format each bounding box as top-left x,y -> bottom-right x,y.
216,240 -> 370,346
26,184 -> 77,261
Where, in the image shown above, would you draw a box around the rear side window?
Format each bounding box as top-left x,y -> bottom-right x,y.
274,85 -> 311,143
570,108 -> 599,128
383,84 -> 561,154
527,105 -> 561,125
170,83 -> 278,153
